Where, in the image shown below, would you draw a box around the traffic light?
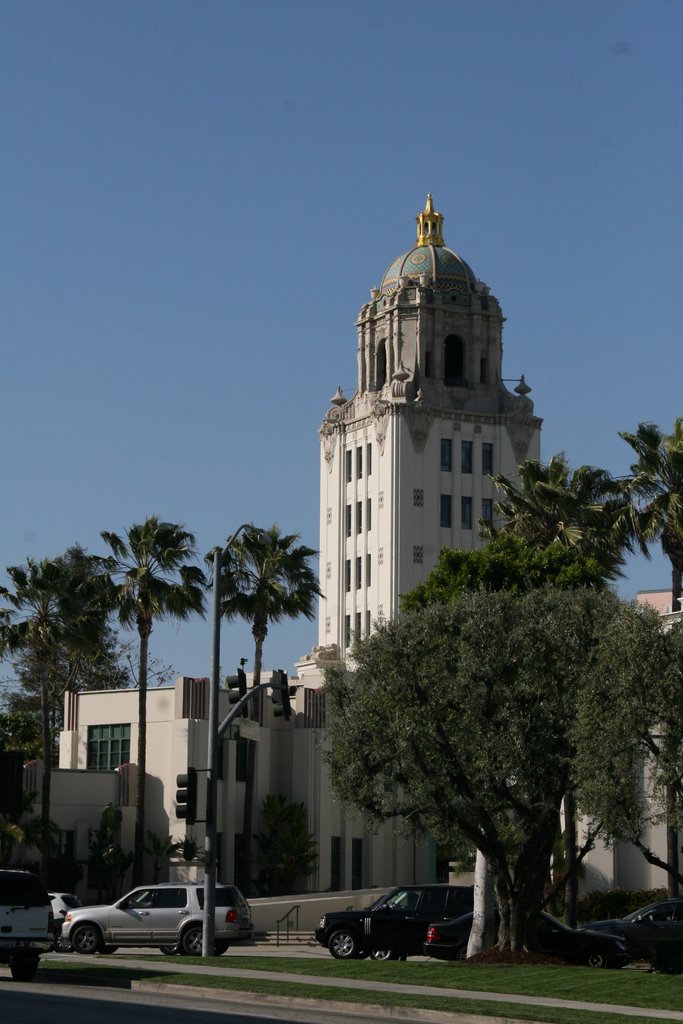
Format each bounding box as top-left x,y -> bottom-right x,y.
176,767 -> 198,824
0,752 -> 23,816
226,667 -> 248,717
270,669 -> 295,721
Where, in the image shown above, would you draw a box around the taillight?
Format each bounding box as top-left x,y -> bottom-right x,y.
425,926 -> 440,943
225,909 -> 237,923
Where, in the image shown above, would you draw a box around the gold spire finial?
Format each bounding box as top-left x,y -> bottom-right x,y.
416,193 -> 444,246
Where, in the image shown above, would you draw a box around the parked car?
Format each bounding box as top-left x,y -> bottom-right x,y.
423,910 -> 631,969
315,884 -> 473,960
62,882 -> 250,955
0,869 -> 54,980
49,892 -> 82,945
578,898 -> 683,959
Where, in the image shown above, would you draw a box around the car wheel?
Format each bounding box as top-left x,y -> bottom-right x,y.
159,945 -> 178,955
10,957 -> 39,981
213,941 -> 229,955
371,949 -> 399,961
180,926 -> 203,956
71,924 -> 104,955
586,950 -> 610,969
328,927 -> 360,959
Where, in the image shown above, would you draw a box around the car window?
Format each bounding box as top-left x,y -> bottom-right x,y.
643,905 -> 676,923
419,889 -> 447,915
383,888 -> 421,911
0,874 -> 49,907
153,888 -> 187,909
445,887 -> 474,916
124,888 -> 155,909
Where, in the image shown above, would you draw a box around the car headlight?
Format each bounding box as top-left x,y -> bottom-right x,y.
319,916 -> 327,928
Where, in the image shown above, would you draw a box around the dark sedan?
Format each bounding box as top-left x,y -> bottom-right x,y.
423,911 -> 631,968
578,898 -> 683,959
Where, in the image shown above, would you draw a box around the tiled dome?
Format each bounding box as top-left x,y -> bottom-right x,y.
380,194 -> 477,295
380,244 -> 476,295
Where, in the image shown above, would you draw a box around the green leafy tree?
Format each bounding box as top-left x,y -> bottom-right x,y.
143,830 -> 182,884
619,418 -> 683,895
100,517 -> 206,884
87,804 -> 134,902
483,454 -> 636,580
253,794 -> 318,896
0,709 -> 42,762
0,553 -> 107,874
620,419 -> 683,611
216,524 -> 320,895
575,614 -> 683,896
324,588 -> 656,953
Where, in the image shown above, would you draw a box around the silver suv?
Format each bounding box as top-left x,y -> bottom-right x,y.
62,882 -> 250,956
0,869 -> 54,980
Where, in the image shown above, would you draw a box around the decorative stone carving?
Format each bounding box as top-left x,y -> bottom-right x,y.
372,398 -> 390,454
506,394 -> 536,464
405,402 -> 433,452
320,419 -> 339,469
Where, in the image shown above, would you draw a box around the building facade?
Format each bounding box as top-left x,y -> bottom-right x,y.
318,195 -> 541,655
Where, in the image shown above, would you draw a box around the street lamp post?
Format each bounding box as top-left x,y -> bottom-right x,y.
202,523 -> 254,957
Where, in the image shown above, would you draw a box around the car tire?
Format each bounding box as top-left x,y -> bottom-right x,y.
10,957 -> 39,982
213,941 -> 229,955
371,949 -> 399,961
180,925 -> 203,956
328,927 -> 360,959
70,923 -> 104,955
159,945 -> 178,955
586,950 -> 610,969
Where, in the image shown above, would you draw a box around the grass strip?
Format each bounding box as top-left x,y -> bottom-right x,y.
41,959 -> 679,1024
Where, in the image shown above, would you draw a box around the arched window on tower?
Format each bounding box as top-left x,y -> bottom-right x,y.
480,355 -> 488,384
444,335 -> 465,386
376,341 -> 387,389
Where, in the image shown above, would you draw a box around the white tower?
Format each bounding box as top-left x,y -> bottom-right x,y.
318,195 -> 542,656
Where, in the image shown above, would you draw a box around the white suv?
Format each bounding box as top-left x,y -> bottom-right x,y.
62,882 -> 250,955
0,869 -> 54,980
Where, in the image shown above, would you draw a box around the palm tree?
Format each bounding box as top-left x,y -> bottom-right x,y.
0,556 -> 103,875
620,419 -> 683,613
483,453 -> 635,580
620,419 -> 683,897
100,517 -> 206,884
216,525 -> 320,895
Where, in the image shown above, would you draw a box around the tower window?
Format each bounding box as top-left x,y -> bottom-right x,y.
425,350 -> 432,377
345,615 -> 351,649
482,442 -> 494,476
377,342 -> 387,389
345,504 -> 352,538
440,438 -> 452,472
355,611 -> 362,637
356,501 -> 362,534
357,446 -> 363,479
440,494 -> 452,529
356,556 -> 362,589
366,443 -> 372,476
345,450 -> 352,483
444,335 -> 464,385
366,554 -> 371,587
345,559 -> 351,592
461,440 -> 473,474
366,498 -> 372,532
480,356 -> 488,384
461,497 -> 473,530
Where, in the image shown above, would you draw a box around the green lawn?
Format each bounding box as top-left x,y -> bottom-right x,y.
36,955 -> 683,1024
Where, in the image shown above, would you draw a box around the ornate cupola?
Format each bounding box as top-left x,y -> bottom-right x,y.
415,193 -> 444,246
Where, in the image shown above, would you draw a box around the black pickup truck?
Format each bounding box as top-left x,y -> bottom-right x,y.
315,883 -> 473,960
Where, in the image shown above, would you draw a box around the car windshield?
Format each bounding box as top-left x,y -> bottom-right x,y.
0,874 -> 49,907
383,888 -> 421,911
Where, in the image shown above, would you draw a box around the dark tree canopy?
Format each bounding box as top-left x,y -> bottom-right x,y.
324,588 -> 657,951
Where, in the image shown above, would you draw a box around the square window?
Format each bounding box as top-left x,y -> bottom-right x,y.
482,498 -> 493,524
461,440 -> 473,474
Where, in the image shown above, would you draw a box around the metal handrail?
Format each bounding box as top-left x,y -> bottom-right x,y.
275,903 -> 301,945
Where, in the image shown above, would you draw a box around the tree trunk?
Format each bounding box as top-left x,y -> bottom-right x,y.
132,625 -> 150,885
467,848 -> 495,956
563,790 -> 578,928
240,634 -> 265,896
39,660 -> 51,882
666,784 -> 679,898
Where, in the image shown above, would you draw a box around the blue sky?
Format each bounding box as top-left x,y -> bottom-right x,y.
2,0 -> 682,684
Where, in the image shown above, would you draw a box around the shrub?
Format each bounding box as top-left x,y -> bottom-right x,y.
576,887 -> 667,923
651,940 -> 683,974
